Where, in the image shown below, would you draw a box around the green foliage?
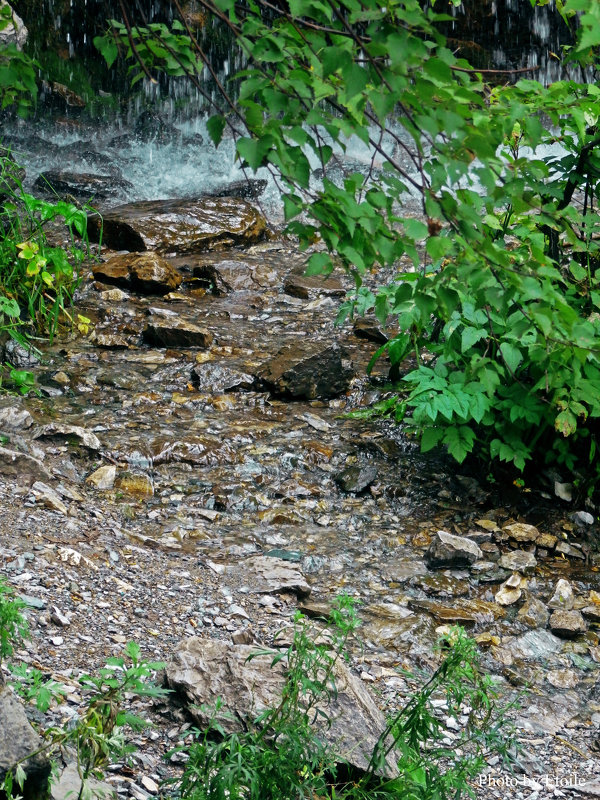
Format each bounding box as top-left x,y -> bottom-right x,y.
0,577 -> 28,666
96,0 -> 600,490
0,152 -> 90,344
172,604 -> 513,800
2,641 -> 169,800
0,4 -> 38,114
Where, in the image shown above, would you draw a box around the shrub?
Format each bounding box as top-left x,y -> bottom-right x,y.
96,0 -> 600,494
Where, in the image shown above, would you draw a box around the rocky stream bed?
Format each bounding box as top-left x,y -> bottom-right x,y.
2,122 -> 600,800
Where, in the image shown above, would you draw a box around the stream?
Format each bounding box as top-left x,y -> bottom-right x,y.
1,93 -> 600,798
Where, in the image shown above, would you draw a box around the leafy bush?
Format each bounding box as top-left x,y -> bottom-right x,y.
172,603 -> 513,800
97,0 -> 600,492
0,154 -> 91,344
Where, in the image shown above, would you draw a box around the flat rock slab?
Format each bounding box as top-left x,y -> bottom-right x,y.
283,272 -> 346,300
93,252 -> 183,295
0,684 -> 51,799
51,762 -> 116,800
256,342 -> 354,400
143,318 -> 213,349
34,170 -> 133,200
87,197 -> 267,255
229,555 -> 311,597
165,637 -> 398,775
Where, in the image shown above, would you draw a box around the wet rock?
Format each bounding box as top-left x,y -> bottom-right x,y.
555,540 -> 585,559
494,573 -> 523,606
0,446 -> 49,483
93,252 -> 183,295
408,598 -> 503,624
85,465 -> 117,490
87,197 -> 267,255
548,578 -> 575,610
256,342 -> 354,400
30,481 -> 68,514
497,550 -> 537,573
0,678 -> 51,798
33,423 -> 101,451
574,510 -> 594,527
413,573 -> 469,598
230,555 -> 310,597
424,531 -> 483,569
549,609 -> 586,638
352,317 -> 389,344
205,178 -> 267,200
283,271 -> 346,300
3,339 -> 39,368
518,597 -> 550,628
502,522 -> 540,543
0,3 -> 27,48
133,110 -> 180,143
546,669 -> 579,689
115,473 -> 154,496
143,318 -> 213,349
581,605 -> 600,622
165,637 -> 397,774
34,170 -> 133,200
192,257 -> 279,294
0,404 -> 33,430
51,762 -> 116,800
508,629 -> 563,660
191,363 -> 254,392
335,464 -> 378,493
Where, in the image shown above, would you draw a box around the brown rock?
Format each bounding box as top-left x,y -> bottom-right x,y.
283,272 -> 346,300
549,609 -> 587,638
87,197 -> 267,254
93,252 -> 183,295
143,318 -> 213,349
34,170 -> 133,200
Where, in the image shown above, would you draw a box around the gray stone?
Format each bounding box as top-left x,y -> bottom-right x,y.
424,531 -> 483,569
33,423 -> 101,451
191,363 -> 254,392
30,481 -> 68,515
335,464 -> 378,493
193,257 -> 279,294
0,404 -> 33,430
497,550 -> 537,573
518,596 -> 550,628
256,342 -> 354,400
0,446 -> 50,482
34,170 -> 133,201
165,637 -> 398,775
548,578 -> 575,610
0,3 -> 27,48
508,629 -> 563,660
85,465 -> 117,490
51,762 -> 116,800
549,609 -> 587,639
0,682 -> 51,798
230,556 -> 311,598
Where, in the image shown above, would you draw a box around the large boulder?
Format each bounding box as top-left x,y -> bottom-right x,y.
165,637 -> 398,775
0,678 -> 51,799
92,252 -> 183,295
256,342 -> 354,400
86,197 -> 267,255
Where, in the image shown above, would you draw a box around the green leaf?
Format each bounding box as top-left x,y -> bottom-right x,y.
499,342 -> 522,374
206,115 -> 226,146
